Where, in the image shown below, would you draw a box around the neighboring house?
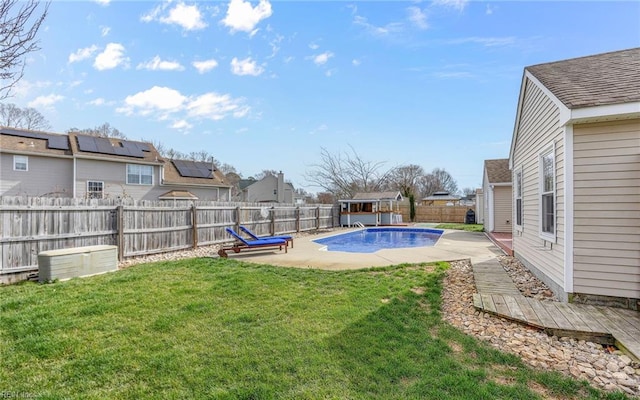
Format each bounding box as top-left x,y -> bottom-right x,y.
339,191 -> 403,226
482,159 -> 512,233
67,132 -> 165,200
421,191 -> 460,206
239,171 -> 294,203
0,127 -> 231,201
0,128 -> 74,197
508,47 -> 640,307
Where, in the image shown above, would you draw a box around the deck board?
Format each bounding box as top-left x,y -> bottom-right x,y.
513,296 -> 544,328
491,295 -> 511,316
553,302 -> 593,332
480,294 -> 497,314
526,298 -> 559,329
503,295 -> 526,321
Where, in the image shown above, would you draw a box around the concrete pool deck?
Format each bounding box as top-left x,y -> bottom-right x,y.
218,228 -> 504,270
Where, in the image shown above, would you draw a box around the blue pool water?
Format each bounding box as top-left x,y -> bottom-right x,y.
313,228 -> 444,253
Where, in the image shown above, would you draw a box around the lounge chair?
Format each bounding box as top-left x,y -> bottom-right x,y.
218,227 -> 288,258
239,225 -> 294,248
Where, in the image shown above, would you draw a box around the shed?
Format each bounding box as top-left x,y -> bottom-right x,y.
339,191 -> 403,227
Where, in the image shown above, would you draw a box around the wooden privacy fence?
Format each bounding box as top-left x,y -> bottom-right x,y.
397,204 -> 473,223
0,196 -> 337,276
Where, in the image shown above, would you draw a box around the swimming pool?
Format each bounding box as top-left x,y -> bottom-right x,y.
313,227 -> 444,253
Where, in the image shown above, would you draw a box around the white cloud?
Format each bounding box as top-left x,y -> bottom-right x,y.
172,120 -> 193,130
310,51 -> 334,66
117,86 -> 249,124
353,15 -> 404,37
89,98 -> 106,106
352,59 -> 361,66
142,2 -> 207,31
230,57 -> 264,76
448,36 -> 516,47
221,0 -> 272,35
192,59 -> 219,73
308,42 -> 319,50
94,43 -> 129,70
118,86 -> 187,117
137,56 -> 185,71
101,26 -> 111,37
28,94 -> 64,108
95,0 -> 110,6
432,0 -> 468,11
485,4 -> 494,15
68,45 -> 98,63
407,6 -> 428,30
187,92 -> 249,120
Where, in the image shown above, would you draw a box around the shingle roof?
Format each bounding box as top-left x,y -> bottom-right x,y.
352,191 -> 402,201
484,159 -> 511,184
526,48 -> 640,109
162,159 -> 228,187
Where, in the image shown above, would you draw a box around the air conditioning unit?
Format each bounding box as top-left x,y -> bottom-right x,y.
38,245 -> 118,282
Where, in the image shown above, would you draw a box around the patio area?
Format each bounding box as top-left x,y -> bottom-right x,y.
485,231 -> 513,256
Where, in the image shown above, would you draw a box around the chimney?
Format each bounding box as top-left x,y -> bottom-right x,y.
277,171 -> 285,203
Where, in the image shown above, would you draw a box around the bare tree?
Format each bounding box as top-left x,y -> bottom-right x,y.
252,169 -> 279,180
387,164 -> 425,196
304,146 -> 392,199
67,123 -> 127,139
0,0 -> 49,99
418,168 -> 459,197
0,103 -> 50,130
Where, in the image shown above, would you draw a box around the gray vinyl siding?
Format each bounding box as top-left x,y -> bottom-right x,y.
572,119 -> 640,299
0,153 -> 73,197
493,185 -> 513,233
75,158 -> 161,200
512,78 -> 566,290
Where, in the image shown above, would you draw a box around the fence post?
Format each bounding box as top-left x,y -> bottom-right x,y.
270,207 -> 275,235
117,205 -> 124,261
191,203 -> 198,249
295,206 -> 300,232
316,207 -> 320,230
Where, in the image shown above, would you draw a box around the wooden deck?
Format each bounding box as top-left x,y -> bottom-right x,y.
472,260 -> 640,362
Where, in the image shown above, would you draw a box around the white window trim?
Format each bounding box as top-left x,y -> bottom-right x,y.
538,142 -> 556,243
13,155 -> 28,171
514,165 -> 523,232
126,164 -> 153,186
87,180 -> 104,199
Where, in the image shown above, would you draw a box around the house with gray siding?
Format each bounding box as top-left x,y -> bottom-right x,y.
0,128 -> 74,197
239,171 -> 294,203
1,128 -> 231,201
482,159 -> 512,234
509,48 -> 640,308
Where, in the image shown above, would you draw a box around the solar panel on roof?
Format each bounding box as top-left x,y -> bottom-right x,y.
0,128 -> 70,150
172,159 -> 213,178
76,135 -> 99,152
74,135 -> 148,158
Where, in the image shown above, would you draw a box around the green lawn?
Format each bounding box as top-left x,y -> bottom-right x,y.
435,223 -> 484,232
0,259 -> 628,399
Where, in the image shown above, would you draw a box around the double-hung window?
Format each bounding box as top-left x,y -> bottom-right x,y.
126,164 -> 153,185
539,144 -> 555,240
515,167 -> 523,230
87,181 -> 104,199
13,155 -> 28,171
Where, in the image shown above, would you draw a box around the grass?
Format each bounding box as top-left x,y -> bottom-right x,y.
0,259 -> 630,400
435,223 -> 485,232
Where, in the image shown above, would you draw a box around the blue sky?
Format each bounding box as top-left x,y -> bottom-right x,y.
10,0 -> 640,193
